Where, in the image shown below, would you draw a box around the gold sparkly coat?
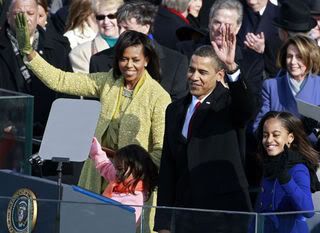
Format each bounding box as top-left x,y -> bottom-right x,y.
26,53 -> 171,193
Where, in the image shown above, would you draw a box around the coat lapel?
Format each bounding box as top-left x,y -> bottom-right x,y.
177,95 -> 192,143
296,74 -> 319,103
120,71 -> 149,115
95,77 -> 122,141
191,83 -> 229,130
277,74 -> 296,112
94,34 -> 110,52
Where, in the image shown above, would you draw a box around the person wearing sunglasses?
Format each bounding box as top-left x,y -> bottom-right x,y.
69,0 -> 123,73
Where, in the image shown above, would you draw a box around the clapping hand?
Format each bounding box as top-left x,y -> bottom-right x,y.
211,24 -> 237,72
15,12 -> 33,56
301,116 -> 320,135
276,145 -> 291,184
263,145 -> 291,184
244,32 -> 265,54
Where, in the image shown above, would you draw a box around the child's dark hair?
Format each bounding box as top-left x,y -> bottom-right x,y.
256,111 -> 320,168
113,144 -> 158,200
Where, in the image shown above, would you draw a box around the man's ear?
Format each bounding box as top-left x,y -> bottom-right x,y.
216,69 -> 229,88
216,69 -> 225,82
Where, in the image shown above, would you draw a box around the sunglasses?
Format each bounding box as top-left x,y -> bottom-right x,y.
95,13 -> 117,21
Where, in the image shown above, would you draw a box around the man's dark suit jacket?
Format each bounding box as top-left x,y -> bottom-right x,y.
90,40 -> 189,101
154,78 -> 256,233
238,0 -> 281,77
0,23 -> 73,137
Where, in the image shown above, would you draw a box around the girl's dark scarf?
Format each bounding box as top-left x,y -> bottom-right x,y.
263,149 -> 320,193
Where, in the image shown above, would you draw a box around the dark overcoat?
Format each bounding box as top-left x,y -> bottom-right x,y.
153,6 -> 189,50
0,23 -> 73,137
154,78 -> 256,233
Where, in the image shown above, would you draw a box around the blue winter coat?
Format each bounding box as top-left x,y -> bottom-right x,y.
253,164 -> 314,233
253,73 -> 320,134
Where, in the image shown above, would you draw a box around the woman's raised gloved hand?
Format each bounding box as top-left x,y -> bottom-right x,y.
15,12 -> 33,56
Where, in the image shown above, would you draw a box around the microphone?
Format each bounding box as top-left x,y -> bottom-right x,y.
28,153 -> 43,165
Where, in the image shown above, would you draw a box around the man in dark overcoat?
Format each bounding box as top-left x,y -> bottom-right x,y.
0,0 -> 73,138
154,14 -> 258,232
0,0 -> 78,182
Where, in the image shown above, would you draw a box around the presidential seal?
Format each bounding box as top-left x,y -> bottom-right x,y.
6,188 -> 37,233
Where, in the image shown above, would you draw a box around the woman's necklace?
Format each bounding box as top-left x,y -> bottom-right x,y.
123,87 -> 134,98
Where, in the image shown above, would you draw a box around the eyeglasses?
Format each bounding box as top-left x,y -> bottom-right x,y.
95,13 -> 117,21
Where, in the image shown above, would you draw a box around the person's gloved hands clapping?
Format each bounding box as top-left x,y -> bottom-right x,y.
263,145 -> 291,184
275,145 -> 291,184
301,116 -> 320,135
15,12 -> 33,56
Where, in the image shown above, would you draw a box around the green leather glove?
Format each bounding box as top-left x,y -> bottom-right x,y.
15,12 -> 33,56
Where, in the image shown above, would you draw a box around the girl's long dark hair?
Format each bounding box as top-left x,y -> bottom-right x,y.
256,111 -> 320,168
113,144 -> 158,200
113,30 -> 161,82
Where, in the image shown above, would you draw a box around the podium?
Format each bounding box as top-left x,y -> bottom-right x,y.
0,170 -> 136,233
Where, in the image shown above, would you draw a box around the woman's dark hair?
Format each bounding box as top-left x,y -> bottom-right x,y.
256,111 -> 320,168
113,30 -> 161,82
37,0 -> 48,14
113,144 -> 158,200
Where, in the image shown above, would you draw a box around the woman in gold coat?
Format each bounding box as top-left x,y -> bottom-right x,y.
16,13 -> 171,195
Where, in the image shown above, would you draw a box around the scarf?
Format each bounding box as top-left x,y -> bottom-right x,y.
102,178 -> 144,198
263,149 -> 320,193
165,6 -> 190,24
100,34 -> 118,48
7,28 -> 39,85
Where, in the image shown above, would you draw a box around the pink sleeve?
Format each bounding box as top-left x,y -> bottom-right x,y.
89,137 -> 116,181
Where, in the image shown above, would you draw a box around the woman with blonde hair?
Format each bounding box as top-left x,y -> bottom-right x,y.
64,0 -> 98,48
69,0 -> 123,73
